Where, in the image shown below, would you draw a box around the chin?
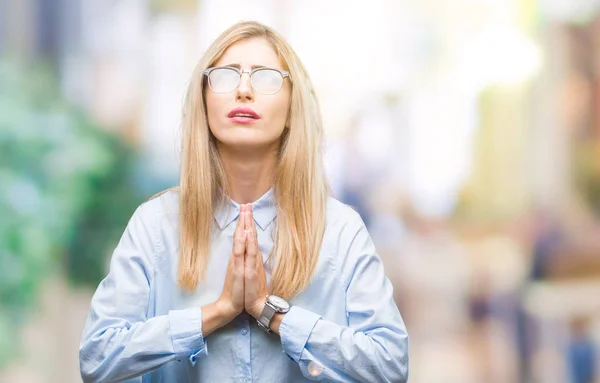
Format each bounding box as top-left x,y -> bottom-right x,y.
212,126 -> 283,151
217,137 -> 277,152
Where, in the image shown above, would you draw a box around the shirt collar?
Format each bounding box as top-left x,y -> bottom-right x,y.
214,187 -> 277,231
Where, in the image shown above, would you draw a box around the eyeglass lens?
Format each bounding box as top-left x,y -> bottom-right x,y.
208,68 -> 284,95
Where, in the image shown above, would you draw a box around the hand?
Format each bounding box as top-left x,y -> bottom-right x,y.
215,204 -> 247,321
242,204 -> 269,319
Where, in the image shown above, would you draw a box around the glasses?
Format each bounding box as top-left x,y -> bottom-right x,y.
203,66 -> 291,95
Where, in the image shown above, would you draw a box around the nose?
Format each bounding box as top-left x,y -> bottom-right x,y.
236,71 -> 254,102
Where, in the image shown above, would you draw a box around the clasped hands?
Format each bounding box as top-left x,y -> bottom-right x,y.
217,203 -> 269,321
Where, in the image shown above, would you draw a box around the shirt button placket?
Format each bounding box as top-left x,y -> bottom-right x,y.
238,315 -> 252,382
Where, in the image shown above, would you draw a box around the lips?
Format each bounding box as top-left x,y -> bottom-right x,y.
227,107 -> 260,125
228,107 -> 260,119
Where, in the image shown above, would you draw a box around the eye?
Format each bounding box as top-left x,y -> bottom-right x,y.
251,69 -> 284,95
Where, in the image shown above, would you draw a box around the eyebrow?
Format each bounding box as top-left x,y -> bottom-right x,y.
222,64 -> 268,70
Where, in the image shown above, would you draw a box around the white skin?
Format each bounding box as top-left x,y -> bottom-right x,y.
202,37 -> 291,334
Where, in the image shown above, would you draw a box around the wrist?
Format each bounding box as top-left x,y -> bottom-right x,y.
215,299 -> 239,323
201,300 -> 237,337
269,312 -> 285,335
249,297 -> 268,319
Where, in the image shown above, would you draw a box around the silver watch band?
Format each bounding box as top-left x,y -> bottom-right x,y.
257,301 -> 277,333
257,295 -> 291,333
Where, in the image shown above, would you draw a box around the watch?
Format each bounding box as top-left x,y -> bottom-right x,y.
257,295 -> 290,333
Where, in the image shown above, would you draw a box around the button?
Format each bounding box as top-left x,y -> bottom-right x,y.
241,328 -> 248,335
308,361 -> 324,376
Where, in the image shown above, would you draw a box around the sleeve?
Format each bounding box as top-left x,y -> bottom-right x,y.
279,216 -> 409,382
79,203 -> 208,383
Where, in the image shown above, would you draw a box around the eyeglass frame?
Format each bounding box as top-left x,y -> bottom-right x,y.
203,66 -> 292,95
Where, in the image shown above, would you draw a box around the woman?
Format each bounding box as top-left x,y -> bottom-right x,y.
79,21 -> 409,383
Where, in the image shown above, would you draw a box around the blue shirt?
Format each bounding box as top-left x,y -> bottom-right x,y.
79,188 -> 409,382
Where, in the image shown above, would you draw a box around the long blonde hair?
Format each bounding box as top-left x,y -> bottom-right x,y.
170,21 -> 328,300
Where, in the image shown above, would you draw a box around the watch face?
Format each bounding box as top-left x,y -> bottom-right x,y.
268,295 -> 290,310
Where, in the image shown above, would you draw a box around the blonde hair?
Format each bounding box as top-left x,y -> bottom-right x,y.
165,21 -> 328,300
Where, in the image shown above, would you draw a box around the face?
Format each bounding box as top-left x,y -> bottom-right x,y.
205,37 -> 291,153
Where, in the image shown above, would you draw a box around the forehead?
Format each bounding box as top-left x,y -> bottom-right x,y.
215,37 -> 282,69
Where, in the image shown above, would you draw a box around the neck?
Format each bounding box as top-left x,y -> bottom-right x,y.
219,144 -> 279,204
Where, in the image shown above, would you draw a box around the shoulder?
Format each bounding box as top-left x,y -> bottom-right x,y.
116,189 -> 179,263
137,188 -> 180,221
325,196 -> 365,232
125,188 -> 180,244
323,196 -> 369,256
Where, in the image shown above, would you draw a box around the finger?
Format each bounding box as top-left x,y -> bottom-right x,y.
234,205 -> 245,238
245,214 -> 253,249
234,232 -> 247,277
249,212 -> 259,259
246,209 -> 260,255
246,226 -> 258,258
233,233 -> 242,266
242,210 -> 250,254
249,208 -> 259,243
244,209 -> 251,231
233,218 -> 246,258
245,229 -> 256,271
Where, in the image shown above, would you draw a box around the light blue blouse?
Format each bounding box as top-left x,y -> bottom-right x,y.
79,188 -> 409,382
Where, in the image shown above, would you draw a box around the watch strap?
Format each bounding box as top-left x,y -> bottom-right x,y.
257,301 -> 277,333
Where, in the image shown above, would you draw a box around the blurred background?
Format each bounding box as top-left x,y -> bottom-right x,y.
2,0 -> 600,382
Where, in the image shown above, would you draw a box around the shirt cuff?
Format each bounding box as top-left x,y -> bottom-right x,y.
279,305 -> 321,363
168,307 -> 208,364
